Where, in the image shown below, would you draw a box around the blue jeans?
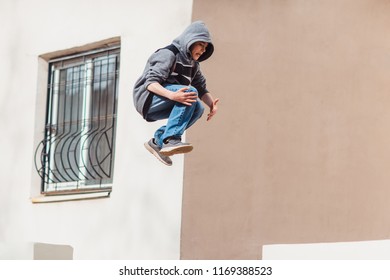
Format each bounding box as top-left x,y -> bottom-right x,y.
146,84 -> 205,148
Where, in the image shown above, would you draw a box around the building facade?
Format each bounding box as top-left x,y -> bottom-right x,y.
0,0 -> 192,259
2,0 -> 390,260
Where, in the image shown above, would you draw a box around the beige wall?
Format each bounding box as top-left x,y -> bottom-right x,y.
181,0 -> 390,259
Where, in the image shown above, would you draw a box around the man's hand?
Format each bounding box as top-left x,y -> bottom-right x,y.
201,92 -> 219,121
147,83 -> 197,106
207,98 -> 219,121
170,87 -> 198,106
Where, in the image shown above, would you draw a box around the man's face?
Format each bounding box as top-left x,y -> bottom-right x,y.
190,42 -> 208,61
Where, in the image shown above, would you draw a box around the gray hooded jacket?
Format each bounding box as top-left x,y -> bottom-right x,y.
133,21 -> 214,120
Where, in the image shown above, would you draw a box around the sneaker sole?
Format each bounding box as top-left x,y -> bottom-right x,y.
144,142 -> 172,166
160,145 -> 193,156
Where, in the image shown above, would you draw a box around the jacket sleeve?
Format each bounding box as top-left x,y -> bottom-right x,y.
145,49 -> 176,88
191,67 -> 209,98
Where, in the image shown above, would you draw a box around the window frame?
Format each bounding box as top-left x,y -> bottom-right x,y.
34,42 -> 120,199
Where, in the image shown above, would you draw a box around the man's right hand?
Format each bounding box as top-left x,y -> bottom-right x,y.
170,87 -> 198,106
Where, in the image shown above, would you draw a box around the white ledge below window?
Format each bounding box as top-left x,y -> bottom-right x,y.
31,191 -> 110,203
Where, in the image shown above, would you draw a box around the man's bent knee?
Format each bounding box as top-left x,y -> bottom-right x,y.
186,86 -> 198,94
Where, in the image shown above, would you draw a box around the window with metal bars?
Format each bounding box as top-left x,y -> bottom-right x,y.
35,45 -> 120,195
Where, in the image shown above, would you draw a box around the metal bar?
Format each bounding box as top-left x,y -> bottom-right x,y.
96,56 -> 118,177
106,56 -> 119,178
90,58 -> 105,178
79,60 -> 94,180
58,68 -> 76,182
69,65 -> 83,181
41,65 -> 56,191
66,65 -> 83,181
65,68 -> 78,180
49,69 -> 64,185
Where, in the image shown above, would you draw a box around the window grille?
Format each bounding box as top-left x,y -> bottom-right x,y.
35,46 -> 120,195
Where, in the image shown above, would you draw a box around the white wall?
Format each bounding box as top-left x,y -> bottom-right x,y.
0,0 -> 193,259
263,239 -> 390,260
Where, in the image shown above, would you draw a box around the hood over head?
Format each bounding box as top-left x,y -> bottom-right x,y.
172,21 -> 214,62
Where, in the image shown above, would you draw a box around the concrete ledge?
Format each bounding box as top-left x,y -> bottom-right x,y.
31,191 -> 110,203
34,243 -> 73,260
1,242 -> 73,260
263,239 -> 390,260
